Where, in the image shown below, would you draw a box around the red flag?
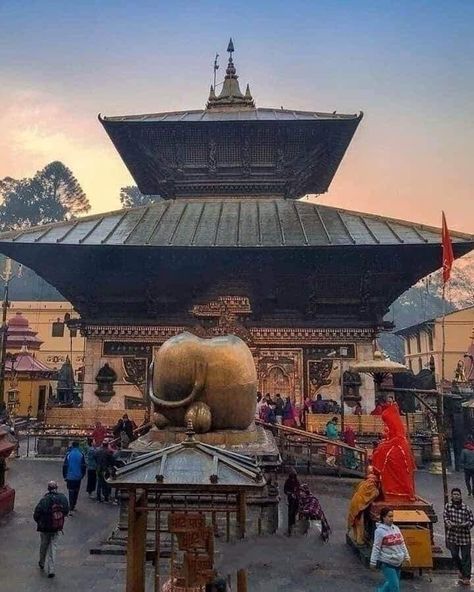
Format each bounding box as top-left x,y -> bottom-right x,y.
442,211 -> 454,283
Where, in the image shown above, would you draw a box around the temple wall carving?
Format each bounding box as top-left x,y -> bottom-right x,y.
81,323 -> 376,412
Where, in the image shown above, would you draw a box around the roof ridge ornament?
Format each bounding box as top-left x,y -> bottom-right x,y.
182,419 -> 198,446
206,38 -> 255,110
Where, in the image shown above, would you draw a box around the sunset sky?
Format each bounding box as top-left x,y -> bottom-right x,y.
1,1 -> 473,232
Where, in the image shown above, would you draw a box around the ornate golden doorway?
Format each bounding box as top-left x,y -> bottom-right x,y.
255,349 -> 303,406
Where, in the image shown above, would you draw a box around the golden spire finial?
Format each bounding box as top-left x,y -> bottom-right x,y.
206,39 -> 255,110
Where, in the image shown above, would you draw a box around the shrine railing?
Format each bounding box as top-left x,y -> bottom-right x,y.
255,419 -> 368,478
305,412 -> 424,437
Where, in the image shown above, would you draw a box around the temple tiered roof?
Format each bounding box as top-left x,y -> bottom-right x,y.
100,40 -> 362,199
0,201 -> 472,249
0,40 -> 472,328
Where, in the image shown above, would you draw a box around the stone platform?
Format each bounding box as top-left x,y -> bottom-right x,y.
129,423 -> 281,467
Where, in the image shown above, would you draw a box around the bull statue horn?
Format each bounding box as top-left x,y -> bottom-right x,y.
148,359 -> 207,409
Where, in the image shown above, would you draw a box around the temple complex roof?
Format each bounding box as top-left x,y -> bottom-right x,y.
6,311 -> 43,350
100,40 -> 362,198
1,200 -> 472,249
5,350 -> 55,375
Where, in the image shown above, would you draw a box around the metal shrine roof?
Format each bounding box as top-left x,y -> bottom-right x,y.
1,200 -> 473,249
108,429 -> 265,490
101,107 -> 361,123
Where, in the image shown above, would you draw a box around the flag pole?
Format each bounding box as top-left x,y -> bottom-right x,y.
438,211 -> 454,504
441,281 -> 446,385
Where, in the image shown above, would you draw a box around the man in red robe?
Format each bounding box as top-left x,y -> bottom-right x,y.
372,403 -> 416,501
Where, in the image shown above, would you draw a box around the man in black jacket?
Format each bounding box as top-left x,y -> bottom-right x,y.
33,481 -> 69,578
95,441 -> 115,502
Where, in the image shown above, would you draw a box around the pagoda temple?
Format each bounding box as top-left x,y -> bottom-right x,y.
4,312 -> 56,417
0,40 -> 473,413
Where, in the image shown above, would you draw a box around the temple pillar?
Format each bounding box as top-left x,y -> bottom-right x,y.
126,489 -> 148,592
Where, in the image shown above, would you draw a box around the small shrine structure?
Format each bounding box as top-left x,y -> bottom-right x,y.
4,312 -> 56,417
108,426 -> 265,592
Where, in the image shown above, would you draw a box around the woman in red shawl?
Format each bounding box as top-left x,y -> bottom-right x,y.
372,404 -> 416,501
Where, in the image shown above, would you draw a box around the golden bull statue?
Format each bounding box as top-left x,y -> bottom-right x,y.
148,332 -> 257,433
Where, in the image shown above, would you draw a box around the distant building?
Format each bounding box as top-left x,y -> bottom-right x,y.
5,311 -> 56,417
395,306 -> 474,382
7,302 -> 84,378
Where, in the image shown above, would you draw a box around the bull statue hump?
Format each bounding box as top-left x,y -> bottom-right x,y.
149,332 -> 257,433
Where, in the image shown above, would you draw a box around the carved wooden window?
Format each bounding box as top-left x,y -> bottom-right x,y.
251,129 -> 274,164
182,130 -> 206,166
219,130 -> 240,163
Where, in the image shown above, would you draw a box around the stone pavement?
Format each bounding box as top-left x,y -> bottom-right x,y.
0,457 -> 471,591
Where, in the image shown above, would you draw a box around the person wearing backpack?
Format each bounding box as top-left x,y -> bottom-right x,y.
62,440 -> 86,514
33,481 -> 69,578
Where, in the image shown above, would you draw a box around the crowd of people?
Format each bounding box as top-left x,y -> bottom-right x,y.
256,392 -> 299,427
28,402 -> 474,587
31,412 -> 152,578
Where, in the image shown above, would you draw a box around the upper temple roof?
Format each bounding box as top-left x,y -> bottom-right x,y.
100,107 -> 359,123
99,111 -> 362,199
99,40 -> 362,199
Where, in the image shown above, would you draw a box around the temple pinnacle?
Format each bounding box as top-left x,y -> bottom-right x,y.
206,39 -> 255,110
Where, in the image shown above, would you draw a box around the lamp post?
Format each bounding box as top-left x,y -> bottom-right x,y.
0,258 -> 22,408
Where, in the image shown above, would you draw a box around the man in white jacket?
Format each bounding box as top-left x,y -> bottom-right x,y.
370,506 -> 410,591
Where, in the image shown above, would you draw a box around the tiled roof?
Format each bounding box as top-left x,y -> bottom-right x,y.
100,107 -> 361,123
5,351 -> 55,374
1,200 -> 472,249
109,437 -> 264,488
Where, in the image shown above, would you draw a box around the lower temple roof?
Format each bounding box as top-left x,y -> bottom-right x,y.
0,200 -> 472,249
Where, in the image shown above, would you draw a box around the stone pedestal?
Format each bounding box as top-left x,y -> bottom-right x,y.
129,423 -> 281,467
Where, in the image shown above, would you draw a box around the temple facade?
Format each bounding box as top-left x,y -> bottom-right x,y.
0,41 -> 473,414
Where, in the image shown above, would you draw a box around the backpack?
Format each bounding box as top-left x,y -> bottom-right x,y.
48,500 -> 65,531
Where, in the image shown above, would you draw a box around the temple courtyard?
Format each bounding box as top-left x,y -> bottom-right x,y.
0,457 -> 467,592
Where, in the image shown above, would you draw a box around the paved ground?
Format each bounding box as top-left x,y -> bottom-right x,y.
0,456 -> 471,591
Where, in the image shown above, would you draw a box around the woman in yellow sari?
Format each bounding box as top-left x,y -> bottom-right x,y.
347,469 -> 380,545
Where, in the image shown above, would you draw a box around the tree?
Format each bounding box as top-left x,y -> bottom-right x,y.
0,161 -> 90,230
120,186 -> 162,208
40,161 -> 90,217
